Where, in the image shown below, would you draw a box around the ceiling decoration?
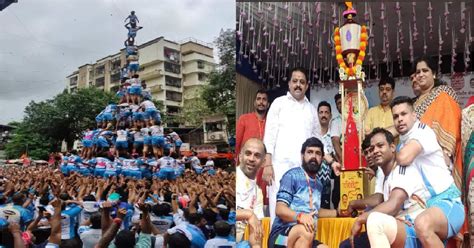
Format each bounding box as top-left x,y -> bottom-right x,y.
236,2 -> 473,90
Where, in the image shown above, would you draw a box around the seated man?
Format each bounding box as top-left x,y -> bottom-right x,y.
268,137 -> 337,248
349,127 -> 429,247
339,132 -> 385,248
391,96 -> 464,246
236,138 -> 266,248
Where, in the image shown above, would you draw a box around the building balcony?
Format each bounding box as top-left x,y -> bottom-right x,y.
149,84 -> 163,93
141,69 -> 163,80
183,81 -> 207,87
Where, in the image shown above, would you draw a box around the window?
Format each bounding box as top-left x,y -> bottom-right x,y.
167,106 -> 181,115
111,60 -> 121,71
165,75 -> 181,88
166,91 -> 182,102
164,62 -> 181,74
95,77 -> 105,87
198,72 -> 207,81
111,73 -> 120,84
95,65 -> 105,76
69,76 -> 78,86
197,60 -> 204,69
164,47 -> 181,63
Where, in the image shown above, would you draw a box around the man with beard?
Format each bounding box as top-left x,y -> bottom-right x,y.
364,77 -> 397,136
263,67 -> 319,224
268,137 -> 336,248
391,96 -> 464,247
236,138 -> 266,248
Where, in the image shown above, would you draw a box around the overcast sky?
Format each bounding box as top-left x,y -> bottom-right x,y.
0,0 -> 234,124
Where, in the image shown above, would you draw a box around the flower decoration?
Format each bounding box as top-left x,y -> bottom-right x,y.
334,25 -> 367,78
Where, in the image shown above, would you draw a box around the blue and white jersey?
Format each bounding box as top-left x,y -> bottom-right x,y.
205,236 -> 236,248
100,130 -> 113,138
93,157 -> 111,170
61,205 -> 83,239
270,167 -> 322,235
0,204 -> 34,230
131,130 -> 144,142
105,159 -> 118,172
83,130 -> 94,140
92,128 -> 102,139
190,156 -> 202,169
158,156 -> 176,169
62,156 -> 69,166
204,160 -> 214,170
116,129 -> 129,142
140,100 -> 156,111
104,104 -> 117,113
150,125 -> 164,136
168,222 -> 207,248
169,131 -> 182,142
141,127 -> 150,138
150,214 -> 174,234
67,155 -> 82,166
122,159 -> 139,171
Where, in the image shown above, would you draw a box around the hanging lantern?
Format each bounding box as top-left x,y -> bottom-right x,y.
334,2 -> 367,81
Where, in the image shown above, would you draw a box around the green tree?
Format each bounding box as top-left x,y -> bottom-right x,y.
202,28 -> 236,134
5,87 -> 118,158
5,121 -> 50,160
180,97 -> 212,127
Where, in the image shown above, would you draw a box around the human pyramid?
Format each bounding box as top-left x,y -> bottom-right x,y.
63,11 -> 214,181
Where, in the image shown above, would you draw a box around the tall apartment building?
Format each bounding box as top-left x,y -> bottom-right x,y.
66,37 -> 216,127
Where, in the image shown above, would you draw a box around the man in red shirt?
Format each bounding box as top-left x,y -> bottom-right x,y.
236,89 -> 269,206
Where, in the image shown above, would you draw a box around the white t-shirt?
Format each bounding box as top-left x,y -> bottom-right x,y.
116,129 -> 128,142
190,156 -> 201,169
205,237 -> 236,248
330,115 -> 342,138
205,160 -> 214,168
159,156 -> 176,169
141,127 -> 150,137
78,226 -> 102,248
150,125 -> 164,136
399,121 -> 453,194
374,168 -> 385,195
385,164 -> 432,221
140,100 -> 156,110
132,130 -> 144,142
236,166 -> 264,242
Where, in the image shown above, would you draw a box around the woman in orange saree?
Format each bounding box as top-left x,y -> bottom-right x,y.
412,56 -> 465,247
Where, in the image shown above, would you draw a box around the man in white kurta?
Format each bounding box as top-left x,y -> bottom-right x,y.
262,67 -> 319,224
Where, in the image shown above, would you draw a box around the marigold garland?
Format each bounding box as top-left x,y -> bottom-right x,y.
334,25 -> 368,77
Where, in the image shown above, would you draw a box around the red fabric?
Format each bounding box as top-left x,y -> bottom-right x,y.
236,112 -> 268,205
466,96 -> 474,108
235,112 -> 266,160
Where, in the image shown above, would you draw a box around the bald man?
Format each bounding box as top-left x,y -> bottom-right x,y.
236,138 -> 266,248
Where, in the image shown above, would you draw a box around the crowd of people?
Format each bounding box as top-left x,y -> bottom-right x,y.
236,56 -> 471,248
0,164 -> 236,247
0,11 -> 236,248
